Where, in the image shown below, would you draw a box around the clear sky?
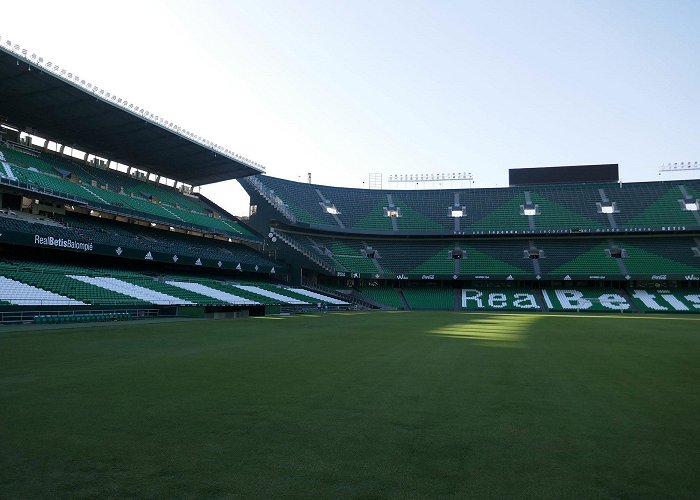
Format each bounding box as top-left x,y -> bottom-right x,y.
3,0 -> 699,216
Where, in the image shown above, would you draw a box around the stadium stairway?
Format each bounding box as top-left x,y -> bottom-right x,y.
533,289 -> 550,312
283,287 -> 349,305
398,289 -> 410,310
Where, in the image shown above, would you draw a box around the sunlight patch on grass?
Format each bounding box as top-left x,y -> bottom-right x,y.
429,314 -> 540,346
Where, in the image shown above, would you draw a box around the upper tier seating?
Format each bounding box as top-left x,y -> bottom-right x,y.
0,144 -> 256,239
245,175 -> 700,235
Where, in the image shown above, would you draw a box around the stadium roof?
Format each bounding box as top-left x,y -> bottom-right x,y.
0,42 -> 264,186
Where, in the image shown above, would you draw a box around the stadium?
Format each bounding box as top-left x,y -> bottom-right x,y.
2,24 -> 700,499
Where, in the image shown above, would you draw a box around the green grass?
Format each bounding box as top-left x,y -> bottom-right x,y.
2,312 -> 700,498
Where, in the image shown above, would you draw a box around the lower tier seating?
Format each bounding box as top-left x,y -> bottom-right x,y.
356,286 -> 405,309
0,260 -> 346,307
402,287 -> 454,310
541,288 -> 631,312
459,287 -> 541,311
628,288 -> 700,313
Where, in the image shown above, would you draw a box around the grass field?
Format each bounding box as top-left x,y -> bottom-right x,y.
2,311 -> 700,498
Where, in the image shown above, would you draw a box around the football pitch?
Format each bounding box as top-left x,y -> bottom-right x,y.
2,311 -> 699,498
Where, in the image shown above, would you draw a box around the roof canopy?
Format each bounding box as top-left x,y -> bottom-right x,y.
0,44 -> 263,185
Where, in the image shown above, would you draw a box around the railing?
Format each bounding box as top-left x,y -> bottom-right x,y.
300,282 -> 372,309
245,177 -> 297,223
0,308 -> 161,324
274,231 -> 335,273
279,304 -> 354,315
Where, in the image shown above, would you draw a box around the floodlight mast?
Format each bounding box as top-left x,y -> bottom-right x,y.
387,172 -> 474,188
658,162 -> 700,175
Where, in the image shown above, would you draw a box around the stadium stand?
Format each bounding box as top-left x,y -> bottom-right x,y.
401,287 -> 454,310
2,45 -> 699,319
0,144 -> 257,239
459,288 -> 542,312
356,286 -> 405,309
0,210 -> 275,273
243,175 -> 700,235
628,288 -> 700,313
271,231 -> 699,282
541,288 -> 632,312
0,259 -> 344,308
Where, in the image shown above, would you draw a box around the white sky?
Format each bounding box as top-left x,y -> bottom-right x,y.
3,0 -> 699,216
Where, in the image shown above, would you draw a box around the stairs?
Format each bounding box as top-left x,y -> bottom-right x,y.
244,176 -> 297,223
0,152 -> 18,181
274,231 -> 336,273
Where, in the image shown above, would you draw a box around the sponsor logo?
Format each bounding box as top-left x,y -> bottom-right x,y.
254,265 -> 259,271
352,272 -> 360,278
421,275 -> 435,280
236,263 -> 243,271
270,267 -> 276,274
506,275 -> 514,281
217,261 -> 223,268
195,258 -> 202,266
632,289 -> 700,311
588,276 -> 605,279
474,275 -> 490,279
115,246 -> 123,256
652,275 -> 667,280
396,274 -> 409,280
564,275 -> 572,280
336,271 -> 346,277
550,289 -> 630,311
685,274 -> 699,281
453,274 -> 459,280
34,235 -> 93,252
461,289 -> 538,310
144,251 -> 153,260
172,255 -> 178,262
